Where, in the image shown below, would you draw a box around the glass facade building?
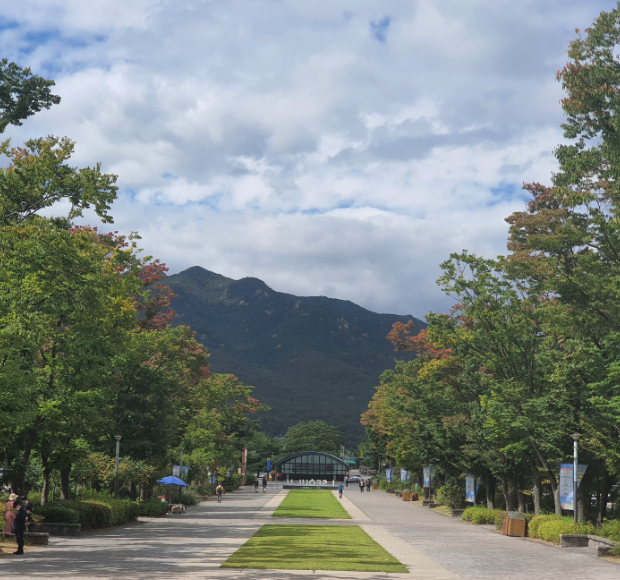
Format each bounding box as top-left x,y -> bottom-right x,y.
274,452 -> 348,481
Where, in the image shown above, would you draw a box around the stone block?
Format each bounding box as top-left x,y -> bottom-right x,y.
3,532 -> 49,545
451,509 -> 465,518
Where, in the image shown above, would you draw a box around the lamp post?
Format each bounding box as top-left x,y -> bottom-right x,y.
114,435 -> 122,500
179,446 -> 184,503
571,433 -> 580,525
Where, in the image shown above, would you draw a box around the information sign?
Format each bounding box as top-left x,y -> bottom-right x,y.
423,466 -> 430,487
400,469 -> 410,482
465,473 -> 476,503
386,468 -> 393,483
559,463 -> 588,510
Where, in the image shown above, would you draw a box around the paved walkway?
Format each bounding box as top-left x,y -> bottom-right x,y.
0,485 -> 617,579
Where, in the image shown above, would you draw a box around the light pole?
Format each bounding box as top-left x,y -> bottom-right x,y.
572,433 -> 580,525
179,446 -> 184,503
114,435 -> 122,500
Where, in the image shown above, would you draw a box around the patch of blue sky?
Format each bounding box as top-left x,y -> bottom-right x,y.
489,183 -> 521,205
370,17 -> 391,43
161,172 -> 179,180
0,20 -> 19,32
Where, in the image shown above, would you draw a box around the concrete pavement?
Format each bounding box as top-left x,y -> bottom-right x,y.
0,483 -> 618,579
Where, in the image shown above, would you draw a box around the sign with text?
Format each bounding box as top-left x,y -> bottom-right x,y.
400,469 -> 410,482
559,464 -> 588,510
465,474 -> 476,503
423,467 -> 430,487
386,468 -> 393,483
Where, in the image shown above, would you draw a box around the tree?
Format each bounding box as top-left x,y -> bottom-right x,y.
0,58 -> 60,133
283,420 -> 343,456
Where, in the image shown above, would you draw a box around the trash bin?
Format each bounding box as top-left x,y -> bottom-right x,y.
403,489 -> 411,501
502,512 -> 526,537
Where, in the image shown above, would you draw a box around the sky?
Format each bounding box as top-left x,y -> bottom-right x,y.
2,0 -> 617,317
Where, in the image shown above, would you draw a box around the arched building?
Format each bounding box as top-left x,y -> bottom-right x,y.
274,452 -> 348,482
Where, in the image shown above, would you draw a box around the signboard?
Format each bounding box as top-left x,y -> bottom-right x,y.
423,466 -> 430,487
386,468 -> 393,483
465,474 -> 476,503
559,464 -> 588,510
267,458 -> 271,472
400,469 -> 410,482
173,465 -> 180,477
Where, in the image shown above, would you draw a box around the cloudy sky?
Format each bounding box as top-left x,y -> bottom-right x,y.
2,1 -> 616,317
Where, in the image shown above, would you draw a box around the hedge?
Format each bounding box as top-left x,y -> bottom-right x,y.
35,499 -> 137,530
138,500 -> 168,517
599,519 -> 620,543
528,515 -> 595,544
462,507 -> 504,525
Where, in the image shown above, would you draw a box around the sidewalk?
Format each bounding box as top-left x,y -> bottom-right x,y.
0,484 -> 617,579
342,488 -> 620,580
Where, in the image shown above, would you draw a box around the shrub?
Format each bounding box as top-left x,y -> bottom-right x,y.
89,498 -> 138,527
246,474 -> 255,486
138,500 -> 167,517
378,478 -> 387,490
35,502 -> 81,524
494,511 -> 508,530
599,519 -> 620,543
528,515 -> 595,544
180,490 -> 199,506
28,491 -> 42,506
462,507 -> 499,525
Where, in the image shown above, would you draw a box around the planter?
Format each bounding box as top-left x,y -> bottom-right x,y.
402,492 -> 411,501
3,532 -> 49,545
29,522 -> 81,537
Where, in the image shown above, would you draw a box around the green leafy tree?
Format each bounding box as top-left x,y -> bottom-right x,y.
0,58 -> 60,133
283,420 -> 343,456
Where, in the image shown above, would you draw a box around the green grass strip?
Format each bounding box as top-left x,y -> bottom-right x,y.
222,524 -> 409,573
272,489 -> 351,519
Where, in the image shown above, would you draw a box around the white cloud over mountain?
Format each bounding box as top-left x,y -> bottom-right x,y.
2,0 -> 616,316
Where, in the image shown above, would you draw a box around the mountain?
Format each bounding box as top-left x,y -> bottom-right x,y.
166,267 -> 424,445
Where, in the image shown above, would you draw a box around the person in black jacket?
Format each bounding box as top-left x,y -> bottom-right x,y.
12,498 -> 27,555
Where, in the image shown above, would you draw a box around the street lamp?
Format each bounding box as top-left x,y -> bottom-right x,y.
179,446 -> 185,503
114,435 -> 122,500
571,433 -> 580,525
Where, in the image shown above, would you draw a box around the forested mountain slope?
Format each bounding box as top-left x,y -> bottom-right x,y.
167,267 -> 423,444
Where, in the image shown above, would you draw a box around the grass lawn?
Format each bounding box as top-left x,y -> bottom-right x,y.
272,490 -> 351,519
222,524 -> 408,573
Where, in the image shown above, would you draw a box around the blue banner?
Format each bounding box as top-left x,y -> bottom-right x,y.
559,464 -> 588,510
423,466 -> 430,487
386,468 -> 393,483
400,469 -> 410,482
267,459 -> 271,471
465,474 -> 475,503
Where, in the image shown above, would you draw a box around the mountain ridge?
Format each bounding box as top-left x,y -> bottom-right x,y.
166,266 -> 424,444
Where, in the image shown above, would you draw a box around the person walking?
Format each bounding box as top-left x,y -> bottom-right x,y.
262,476 -> 267,492
345,476 -> 349,488
366,478 -> 371,492
338,482 -> 344,499
254,477 -> 259,493
359,478 -> 365,493
216,483 -> 224,503
12,498 -> 27,555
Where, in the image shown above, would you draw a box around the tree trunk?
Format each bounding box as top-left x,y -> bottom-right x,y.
598,472 -> 611,525
59,467 -> 71,500
485,475 -> 496,509
533,474 -> 542,515
130,482 -> 138,501
41,467 -> 52,506
501,479 -> 517,511
553,482 -> 562,516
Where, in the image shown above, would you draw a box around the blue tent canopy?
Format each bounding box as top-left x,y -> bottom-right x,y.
157,476 -> 188,487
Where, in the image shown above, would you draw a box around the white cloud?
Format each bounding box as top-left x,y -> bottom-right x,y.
3,0 -> 617,316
